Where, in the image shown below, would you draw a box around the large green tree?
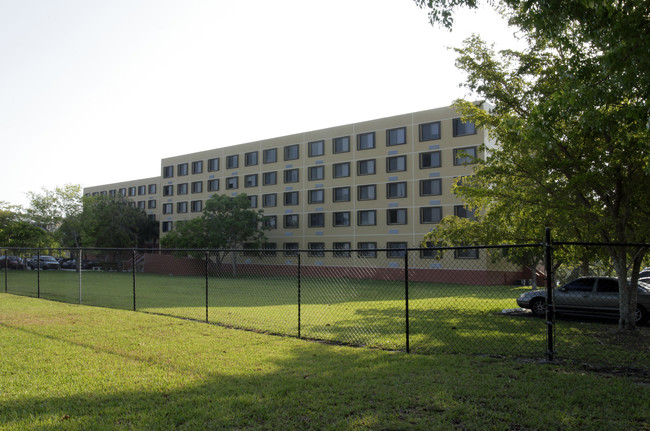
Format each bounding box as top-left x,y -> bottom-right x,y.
0,204 -> 48,248
416,0 -> 650,329
161,194 -> 268,269
81,195 -> 159,248
26,184 -> 82,233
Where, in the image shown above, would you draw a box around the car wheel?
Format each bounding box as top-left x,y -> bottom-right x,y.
635,305 -> 648,325
530,298 -> 546,317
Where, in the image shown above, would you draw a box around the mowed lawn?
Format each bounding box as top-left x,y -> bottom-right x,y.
1,294 -> 648,430
3,270 -> 649,366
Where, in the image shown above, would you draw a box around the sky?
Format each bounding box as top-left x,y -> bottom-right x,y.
0,0 -> 520,208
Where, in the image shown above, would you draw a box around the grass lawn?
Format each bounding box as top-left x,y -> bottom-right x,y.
3,270 -> 649,368
0,294 -> 648,430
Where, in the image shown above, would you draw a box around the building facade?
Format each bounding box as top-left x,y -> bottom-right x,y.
84,105 -> 521,281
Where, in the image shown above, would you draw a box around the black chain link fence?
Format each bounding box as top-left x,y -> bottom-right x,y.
2,241 -> 649,369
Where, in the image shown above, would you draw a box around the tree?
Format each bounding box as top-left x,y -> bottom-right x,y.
81,195 -> 159,248
161,194 -> 268,271
0,204 -> 48,249
26,184 -> 82,233
415,0 -> 650,329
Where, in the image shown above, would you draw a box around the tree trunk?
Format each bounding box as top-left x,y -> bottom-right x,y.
610,247 -> 638,331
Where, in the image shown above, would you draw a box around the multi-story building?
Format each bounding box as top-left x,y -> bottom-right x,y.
84,104 -> 525,283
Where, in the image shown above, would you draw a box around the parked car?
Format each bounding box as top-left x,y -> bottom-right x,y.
27,255 -> 61,270
639,267 -> 650,283
0,255 -> 25,269
61,259 -> 96,270
516,276 -> 649,324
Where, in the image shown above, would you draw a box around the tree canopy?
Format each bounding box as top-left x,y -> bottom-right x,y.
416,0 -> 650,329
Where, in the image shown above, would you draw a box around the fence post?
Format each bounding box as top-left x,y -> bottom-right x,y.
78,248 -> 82,304
132,249 -> 136,311
545,227 -> 554,361
37,249 -> 40,298
297,251 -> 301,339
205,251 -> 209,323
404,248 -> 410,354
4,249 -> 7,293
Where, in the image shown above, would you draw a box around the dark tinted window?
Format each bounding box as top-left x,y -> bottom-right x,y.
564,278 -> 596,292
596,279 -> 619,293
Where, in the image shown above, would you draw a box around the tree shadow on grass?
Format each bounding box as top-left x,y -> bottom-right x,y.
2,321 -> 649,431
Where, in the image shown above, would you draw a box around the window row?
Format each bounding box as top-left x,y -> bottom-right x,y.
90,184 -> 157,198
161,200 -> 203,214
245,241 -> 478,259
161,119 -> 477,178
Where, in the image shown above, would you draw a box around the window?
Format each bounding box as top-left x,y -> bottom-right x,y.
308,165 -> 324,181
387,155 -> 406,172
263,171 -> 277,185
421,207 -> 442,224
455,205 -> 477,220
387,127 -> 406,146
284,191 -> 299,206
192,160 -> 203,174
308,140 -> 324,157
163,203 -> 173,215
284,214 -> 299,229
308,242 -> 325,257
264,215 -> 277,229
191,181 -> 202,193
283,242 -> 299,256
333,242 -> 351,257
455,247 -> 479,259
163,166 -> 174,178
357,184 -> 376,201
226,155 -> 239,169
245,174 -> 258,188
308,189 -> 324,204
191,200 -> 202,212
284,144 -> 299,161
387,182 -> 407,199
284,169 -> 299,183
245,151 -> 258,166
357,159 -> 376,175
333,162 -> 350,178
138,185 -> 146,195
162,185 -> 173,196
177,202 -> 188,213
421,242 -> 442,259
420,179 -> 442,196
208,179 -> 219,192
420,151 -> 442,169
137,201 -> 145,209
358,210 -> 376,226
148,184 -> 156,194
128,187 -> 136,196
387,242 -> 407,258
177,183 -> 188,195
208,158 -> 220,172
387,208 -> 407,225
162,221 -> 173,232
419,121 -> 441,141
333,187 -> 350,202
358,242 -> 377,258
119,188 -> 126,197
248,195 -> 258,208
262,193 -> 277,207
263,148 -> 277,164
333,136 -> 350,153
262,242 -> 277,256
148,200 -> 156,209
454,147 -> 478,165
308,213 -> 325,228
108,190 -> 116,197
333,211 -> 350,227
453,118 -> 476,136
177,163 -> 188,176
357,132 -> 375,150
226,177 -> 238,189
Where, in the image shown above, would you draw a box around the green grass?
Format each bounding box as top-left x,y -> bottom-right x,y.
0,294 -> 648,430
3,270 -> 649,368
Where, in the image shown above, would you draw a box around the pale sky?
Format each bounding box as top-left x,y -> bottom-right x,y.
0,0 -> 518,208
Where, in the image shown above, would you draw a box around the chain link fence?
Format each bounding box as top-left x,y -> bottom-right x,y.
2,242 -> 649,369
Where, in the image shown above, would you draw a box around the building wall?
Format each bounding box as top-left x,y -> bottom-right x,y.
84,105 -> 523,281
